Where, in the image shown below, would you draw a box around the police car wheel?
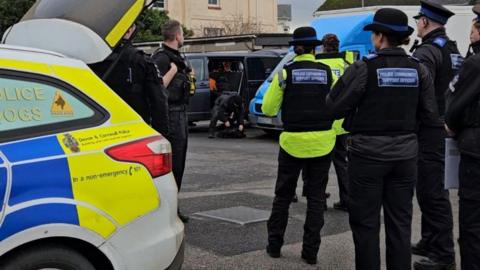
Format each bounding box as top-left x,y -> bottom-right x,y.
0,244 -> 96,270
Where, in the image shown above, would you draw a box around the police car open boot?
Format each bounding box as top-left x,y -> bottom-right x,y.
414,258 -> 456,270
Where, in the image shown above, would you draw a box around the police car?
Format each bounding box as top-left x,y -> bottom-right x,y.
0,1 -> 184,269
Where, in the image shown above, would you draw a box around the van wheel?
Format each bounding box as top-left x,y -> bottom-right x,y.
0,244 -> 96,270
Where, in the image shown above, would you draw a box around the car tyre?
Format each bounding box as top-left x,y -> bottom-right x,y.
0,244 -> 96,270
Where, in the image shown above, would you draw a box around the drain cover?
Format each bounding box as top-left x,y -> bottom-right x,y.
194,206 -> 270,225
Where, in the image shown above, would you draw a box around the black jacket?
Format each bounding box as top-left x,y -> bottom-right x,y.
445,53 -> 480,157
151,45 -> 190,107
326,48 -> 439,161
412,27 -> 462,121
214,94 -> 245,125
90,42 -> 169,136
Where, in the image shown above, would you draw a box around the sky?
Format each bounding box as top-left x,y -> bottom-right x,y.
277,0 -> 326,31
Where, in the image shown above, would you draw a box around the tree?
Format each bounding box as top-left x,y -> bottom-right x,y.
0,0 -> 35,36
199,14 -> 262,37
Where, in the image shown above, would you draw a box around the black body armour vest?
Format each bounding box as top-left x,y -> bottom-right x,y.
424,36 -> 463,115
281,60 -> 333,132
348,55 -> 421,135
152,48 -> 190,106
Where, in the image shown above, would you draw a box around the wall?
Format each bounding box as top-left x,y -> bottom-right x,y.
165,0 -> 278,37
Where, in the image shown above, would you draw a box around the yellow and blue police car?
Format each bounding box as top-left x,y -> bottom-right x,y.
0,0 -> 184,269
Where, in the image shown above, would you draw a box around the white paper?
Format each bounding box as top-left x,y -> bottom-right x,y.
445,138 -> 460,189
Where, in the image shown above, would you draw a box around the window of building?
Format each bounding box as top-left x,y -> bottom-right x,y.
153,0 -> 166,9
208,0 -> 220,7
203,27 -> 225,37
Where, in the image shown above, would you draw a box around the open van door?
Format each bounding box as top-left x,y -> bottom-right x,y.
2,0 -> 147,64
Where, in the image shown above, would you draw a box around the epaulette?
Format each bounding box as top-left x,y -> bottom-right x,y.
362,53 -> 378,61
284,60 -> 295,67
432,37 -> 447,48
409,56 -> 421,62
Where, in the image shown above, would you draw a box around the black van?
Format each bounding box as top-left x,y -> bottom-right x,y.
186,51 -> 284,122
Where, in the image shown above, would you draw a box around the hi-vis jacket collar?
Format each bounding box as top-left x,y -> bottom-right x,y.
2,0 -> 146,64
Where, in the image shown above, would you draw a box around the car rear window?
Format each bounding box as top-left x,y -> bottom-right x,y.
0,71 -> 107,143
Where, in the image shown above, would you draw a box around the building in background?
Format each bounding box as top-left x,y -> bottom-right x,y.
154,0 -> 278,37
277,0 -> 326,33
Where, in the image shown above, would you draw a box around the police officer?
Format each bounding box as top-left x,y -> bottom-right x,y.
90,24 -> 169,136
411,2 -> 462,269
326,8 -> 439,270
151,20 -> 192,223
208,93 -> 244,138
317,33 -> 353,211
467,6 -> 480,58
264,26 -> 336,265
445,6 -> 480,270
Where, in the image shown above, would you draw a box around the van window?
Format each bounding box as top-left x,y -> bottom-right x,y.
188,58 -> 205,81
246,57 -> 282,81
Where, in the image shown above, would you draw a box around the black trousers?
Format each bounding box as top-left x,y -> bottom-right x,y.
301,134 -> 348,203
166,109 -> 188,191
459,154 -> 480,270
333,134 -> 349,204
416,126 -> 455,263
208,105 -> 227,135
348,153 -> 416,270
267,148 -> 331,258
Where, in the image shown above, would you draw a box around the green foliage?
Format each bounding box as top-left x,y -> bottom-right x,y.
134,9 -> 194,43
135,8 -> 170,42
0,0 -> 35,35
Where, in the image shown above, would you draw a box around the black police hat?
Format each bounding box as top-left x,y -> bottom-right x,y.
414,0 -> 455,25
289,27 -> 322,46
364,8 -> 414,37
474,4 -> 480,22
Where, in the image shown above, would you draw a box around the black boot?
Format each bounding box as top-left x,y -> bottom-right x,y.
301,251 -> 317,265
411,240 -> 429,257
266,245 -> 281,258
333,201 -> 348,212
414,258 -> 456,270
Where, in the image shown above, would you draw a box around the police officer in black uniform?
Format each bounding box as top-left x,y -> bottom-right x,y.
410,2 -> 462,269
208,93 -> 244,138
445,6 -> 480,270
151,20 -> 192,223
326,8 -> 439,270
467,6 -> 480,58
90,24 -> 169,136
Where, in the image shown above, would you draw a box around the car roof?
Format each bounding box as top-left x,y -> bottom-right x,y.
185,50 -> 286,58
0,45 -> 89,71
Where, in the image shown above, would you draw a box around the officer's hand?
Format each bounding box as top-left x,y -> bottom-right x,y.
445,124 -> 455,137
239,125 -> 244,132
225,121 -> 231,128
170,63 -> 178,74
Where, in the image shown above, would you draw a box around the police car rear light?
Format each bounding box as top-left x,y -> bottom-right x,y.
106,136 -> 172,178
